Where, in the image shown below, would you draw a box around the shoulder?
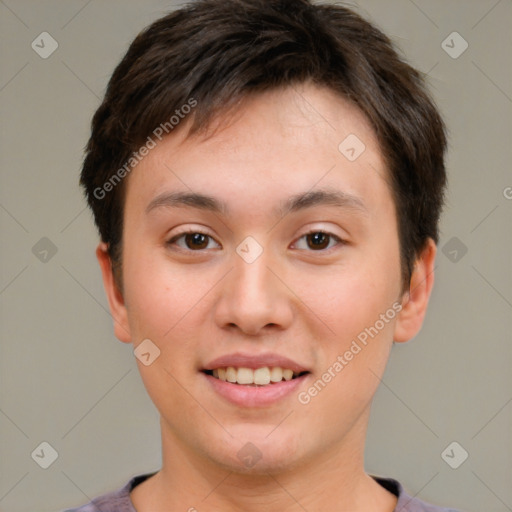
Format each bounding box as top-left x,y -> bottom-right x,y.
60,473 -> 154,512
374,476 -> 463,512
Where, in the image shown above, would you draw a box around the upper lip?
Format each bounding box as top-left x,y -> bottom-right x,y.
203,352 -> 310,374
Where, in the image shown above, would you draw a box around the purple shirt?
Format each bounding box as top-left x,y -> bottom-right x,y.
62,473 -> 462,511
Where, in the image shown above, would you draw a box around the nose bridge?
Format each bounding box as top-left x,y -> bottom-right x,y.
232,245 -> 278,308
214,243 -> 293,334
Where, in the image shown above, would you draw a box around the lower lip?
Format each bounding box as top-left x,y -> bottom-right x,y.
202,372 -> 309,407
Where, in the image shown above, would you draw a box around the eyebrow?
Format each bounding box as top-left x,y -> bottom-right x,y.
145,187 -> 368,218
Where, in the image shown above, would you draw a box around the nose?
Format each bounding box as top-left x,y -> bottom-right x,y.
213,249 -> 294,336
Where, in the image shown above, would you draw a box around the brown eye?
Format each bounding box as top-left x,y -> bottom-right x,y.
306,232 -> 330,250
184,233 -> 209,250
167,231 -> 220,251
293,231 -> 343,251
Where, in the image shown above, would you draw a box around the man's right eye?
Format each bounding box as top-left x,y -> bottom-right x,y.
166,231 -> 221,251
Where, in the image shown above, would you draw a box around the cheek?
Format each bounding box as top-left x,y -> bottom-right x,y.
122,246 -> 201,339
291,261 -> 399,341
296,270 -> 397,424
123,256 -> 205,410
122,248 -> 220,387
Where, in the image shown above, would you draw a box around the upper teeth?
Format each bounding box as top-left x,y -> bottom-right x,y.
212,367 -> 297,385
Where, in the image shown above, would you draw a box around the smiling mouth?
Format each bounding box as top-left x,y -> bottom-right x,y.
203,367 -> 309,386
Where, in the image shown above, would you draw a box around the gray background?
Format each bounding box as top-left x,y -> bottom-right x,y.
0,1 -> 511,511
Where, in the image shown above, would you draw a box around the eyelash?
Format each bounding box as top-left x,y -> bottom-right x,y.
166,229 -> 345,253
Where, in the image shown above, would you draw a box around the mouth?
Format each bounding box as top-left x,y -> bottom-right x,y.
202,366 -> 310,386
201,353 -> 311,406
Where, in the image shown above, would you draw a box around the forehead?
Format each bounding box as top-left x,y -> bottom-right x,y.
125,84 -> 392,218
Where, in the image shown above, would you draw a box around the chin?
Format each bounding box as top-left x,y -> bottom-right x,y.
216,449 -> 304,476
205,427 -> 305,475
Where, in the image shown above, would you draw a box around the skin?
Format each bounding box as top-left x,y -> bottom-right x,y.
97,83 -> 436,511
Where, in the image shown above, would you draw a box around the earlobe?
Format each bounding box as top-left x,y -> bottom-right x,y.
393,238 -> 436,343
96,242 -> 132,343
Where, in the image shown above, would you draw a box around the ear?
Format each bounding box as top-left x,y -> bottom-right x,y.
393,238 -> 436,343
96,242 -> 132,344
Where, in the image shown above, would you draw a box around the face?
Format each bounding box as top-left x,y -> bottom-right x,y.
98,84 -> 434,475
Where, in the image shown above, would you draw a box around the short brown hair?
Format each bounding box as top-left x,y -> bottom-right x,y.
80,0 -> 447,288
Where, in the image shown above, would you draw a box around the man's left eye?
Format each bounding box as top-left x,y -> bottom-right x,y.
293,231 -> 343,251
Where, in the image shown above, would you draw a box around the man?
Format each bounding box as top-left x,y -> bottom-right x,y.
65,0 -> 461,510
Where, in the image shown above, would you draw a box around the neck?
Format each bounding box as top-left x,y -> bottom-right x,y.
131,413 -> 397,512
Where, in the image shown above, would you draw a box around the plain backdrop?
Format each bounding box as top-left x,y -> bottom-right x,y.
1,1 -> 511,511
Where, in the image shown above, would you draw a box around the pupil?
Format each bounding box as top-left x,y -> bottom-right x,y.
308,232 -> 328,250
186,233 -> 208,249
